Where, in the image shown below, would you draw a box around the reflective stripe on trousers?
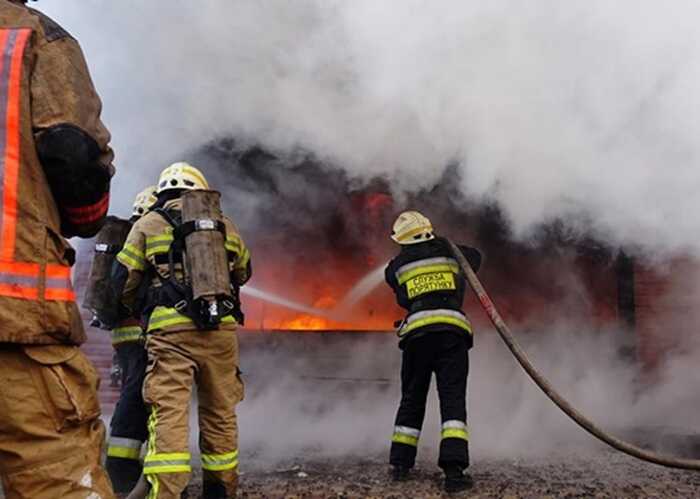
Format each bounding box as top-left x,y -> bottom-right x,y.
391,425 -> 421,447
201,450 -> 239,471
144,407 -> 191,499
107,436 -> 143,460
398,309 -> 472,337
143,452 -> 191,474
441,420 -> 469,441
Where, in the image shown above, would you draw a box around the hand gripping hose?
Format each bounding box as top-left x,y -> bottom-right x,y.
447,239 -> 700,470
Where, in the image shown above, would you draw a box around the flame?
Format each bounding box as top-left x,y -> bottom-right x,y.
279,315 -> 333,331
274,295 -> 339,330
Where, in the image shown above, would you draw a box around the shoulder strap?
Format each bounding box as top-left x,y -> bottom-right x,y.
153,207 -> 180,229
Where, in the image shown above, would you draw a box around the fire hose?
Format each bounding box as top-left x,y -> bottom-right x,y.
446,239 -> 700,471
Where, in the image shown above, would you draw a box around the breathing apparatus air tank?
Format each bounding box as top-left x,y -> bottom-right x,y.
179,189 -> 235,327
83,216 -> 133,328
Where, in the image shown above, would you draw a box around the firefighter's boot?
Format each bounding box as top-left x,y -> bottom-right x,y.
391,465 -> 410,482
443,466 -> 474,493
202,480 -> 230,499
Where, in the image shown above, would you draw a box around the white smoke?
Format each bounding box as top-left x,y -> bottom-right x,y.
234,323 -> 700,464
41,1 -> 700,254
38,0 -> 700,469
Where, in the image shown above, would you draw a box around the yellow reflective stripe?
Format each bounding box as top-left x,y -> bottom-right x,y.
146,234 -> 174,244
224,235 -> 242,252
148,306 -> 237,332
399,316 -> 472,337
107,446 -> 141,460
117,244 -> 147,271
144,452 -> 191,462
143,452 -> 192,475
145,234 -> 174,258
108,437 -> 142,460
397,263 -> 459,285
392,433 -> 419,447
201,459 -> 239,472
441,428 -> 470,441
111,325 -> 143,344
236,247 -> 250,268
143,463 -> 191,474
146,407 -> 160,497
201,450 -> 239,471
147,307 -> 193,331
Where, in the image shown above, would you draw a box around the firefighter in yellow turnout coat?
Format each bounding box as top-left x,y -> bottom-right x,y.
115,163 -> 251,499
0,1 -> 115,498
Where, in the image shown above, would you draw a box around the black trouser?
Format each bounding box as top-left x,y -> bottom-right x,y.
106,341 -> 149,492
390,331 -> 469,471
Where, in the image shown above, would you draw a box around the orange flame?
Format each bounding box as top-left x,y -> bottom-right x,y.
278,315 -> 332,331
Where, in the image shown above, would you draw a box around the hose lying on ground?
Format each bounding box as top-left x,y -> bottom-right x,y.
447,239 -> 700,471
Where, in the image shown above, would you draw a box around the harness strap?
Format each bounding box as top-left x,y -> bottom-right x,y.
173,219 -> 226,240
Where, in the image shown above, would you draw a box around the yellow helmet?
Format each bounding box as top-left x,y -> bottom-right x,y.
391,210 -> 435,245
156,162 -> 209,194
131,185 -> 157,218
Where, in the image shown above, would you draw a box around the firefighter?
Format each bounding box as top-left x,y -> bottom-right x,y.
0,1 -> 116,498
105,186 -> 158,494
114,162 -> 251,499
385,211 -> 481,493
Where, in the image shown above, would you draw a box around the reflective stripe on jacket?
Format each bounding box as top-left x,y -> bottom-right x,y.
147,306 -> 236,333
111,323 -> 143,345
385,237 -> 481,347
116,198 -> 251,333
398,309 -> 472,338
0,6 -> 113,345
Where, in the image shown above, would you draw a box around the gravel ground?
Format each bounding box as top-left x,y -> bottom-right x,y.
4,450 -> 700,498
192,451 -> 700,498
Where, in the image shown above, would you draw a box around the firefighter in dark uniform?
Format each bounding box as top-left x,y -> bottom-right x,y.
105,185 -> 158,493
385,210 -> 481,493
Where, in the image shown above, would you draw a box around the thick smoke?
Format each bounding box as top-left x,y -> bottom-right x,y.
235,322 -> 700,466
43,1 -> 700,465
44,1 -> 700,254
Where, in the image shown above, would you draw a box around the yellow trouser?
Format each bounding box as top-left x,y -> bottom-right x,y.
143,328 -> 243,499
0,345 -> 115,499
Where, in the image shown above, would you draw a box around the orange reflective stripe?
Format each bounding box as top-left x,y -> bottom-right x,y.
0,260 -> 40,276
45,264 -> 75,302
0,260 -> 39,299
0,30 -> 76,304
45,264 -> 71,279
0,28 -> 29,261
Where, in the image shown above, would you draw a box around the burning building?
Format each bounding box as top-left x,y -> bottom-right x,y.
171,139 -> 696,369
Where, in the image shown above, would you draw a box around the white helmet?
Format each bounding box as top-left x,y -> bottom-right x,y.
156,162 -> 209,194
391,210 -> 435,245
131,185 -> 157,218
